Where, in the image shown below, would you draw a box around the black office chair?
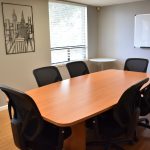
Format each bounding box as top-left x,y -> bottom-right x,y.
87,78 -> 149,150
124,58 -> 149,73
0,85 -> 71,150
138,83 -> 150,129
66,61 -> 89,78
33,66 -> 62,87
124,58 -> 150,130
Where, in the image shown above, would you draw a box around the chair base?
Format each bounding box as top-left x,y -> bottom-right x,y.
105,143 -> 124,150
86,125 -> 137,150
138,118 -> 150,129
87,138 -> 135,150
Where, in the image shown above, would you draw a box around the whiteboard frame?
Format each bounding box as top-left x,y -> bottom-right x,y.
134,14 -> 150,48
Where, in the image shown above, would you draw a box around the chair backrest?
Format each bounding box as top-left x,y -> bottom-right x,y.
140,83 -> 150,116
0,85 -> 43,149
33,66 -> 62,87
124,58 -> 149,73
113,78 -> 149,135
66,61 -> 89,78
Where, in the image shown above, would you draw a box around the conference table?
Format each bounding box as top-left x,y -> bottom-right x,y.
27,69 -> 149,150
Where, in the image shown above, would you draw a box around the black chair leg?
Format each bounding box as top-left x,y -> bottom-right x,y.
93,117 -> 101,139
104,143 -> 111,150
144,118 -> 149,124
57,128 -> 64,150
138,122 -> 150,129
133,131 -> 138,142
138,118 -> 150,129
139,118 -> 149,124
112,143 -> 125,150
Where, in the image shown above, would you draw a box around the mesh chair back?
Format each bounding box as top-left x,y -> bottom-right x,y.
0,85 -> 43,149
33,66 -> 62,87
113,78 -> 149,133
140,84 -> 150,116
66,61 -> 89,78
124,58 -> 149,72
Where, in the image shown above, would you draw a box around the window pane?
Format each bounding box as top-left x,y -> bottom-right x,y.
49,2 -> 87,64
70,48 -> 86,61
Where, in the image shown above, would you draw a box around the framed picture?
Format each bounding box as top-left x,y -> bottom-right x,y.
1,3 -> 35,54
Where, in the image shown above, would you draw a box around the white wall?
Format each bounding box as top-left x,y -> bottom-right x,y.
0,0 -> 98,106
87,5 -> 98,59
98,0 -> 150,71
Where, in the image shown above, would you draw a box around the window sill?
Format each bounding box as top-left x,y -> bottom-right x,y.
51,59 -> 88,67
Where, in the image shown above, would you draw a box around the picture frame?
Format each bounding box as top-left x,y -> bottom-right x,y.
1,3 -> 35,54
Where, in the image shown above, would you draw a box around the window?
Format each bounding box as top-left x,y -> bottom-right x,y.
48,1 -> 87,64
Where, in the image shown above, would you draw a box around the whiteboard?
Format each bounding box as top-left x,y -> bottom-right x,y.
134,14 -> 150,48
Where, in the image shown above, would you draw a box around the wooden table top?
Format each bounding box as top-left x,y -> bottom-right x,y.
27,69 -> 149,127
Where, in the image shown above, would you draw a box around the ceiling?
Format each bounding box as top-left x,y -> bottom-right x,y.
64,0 -> 144,6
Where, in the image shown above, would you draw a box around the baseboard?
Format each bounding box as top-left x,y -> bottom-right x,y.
0,105 -> 8,111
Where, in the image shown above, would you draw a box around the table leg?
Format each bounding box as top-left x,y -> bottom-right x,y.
64,122 -> 86,150
96,62 -> 104,71
100,63 -> 104,70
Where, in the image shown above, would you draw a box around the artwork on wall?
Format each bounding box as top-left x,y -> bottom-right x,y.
1,3 -> 35,54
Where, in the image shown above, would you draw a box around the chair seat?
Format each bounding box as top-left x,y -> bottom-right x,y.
86,110 -> 125,138
27,121 -> 71,150
98,113 -> 125,138
86,110 -> 125,139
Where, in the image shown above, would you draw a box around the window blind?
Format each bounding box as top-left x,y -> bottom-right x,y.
48,1 -> 87,64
